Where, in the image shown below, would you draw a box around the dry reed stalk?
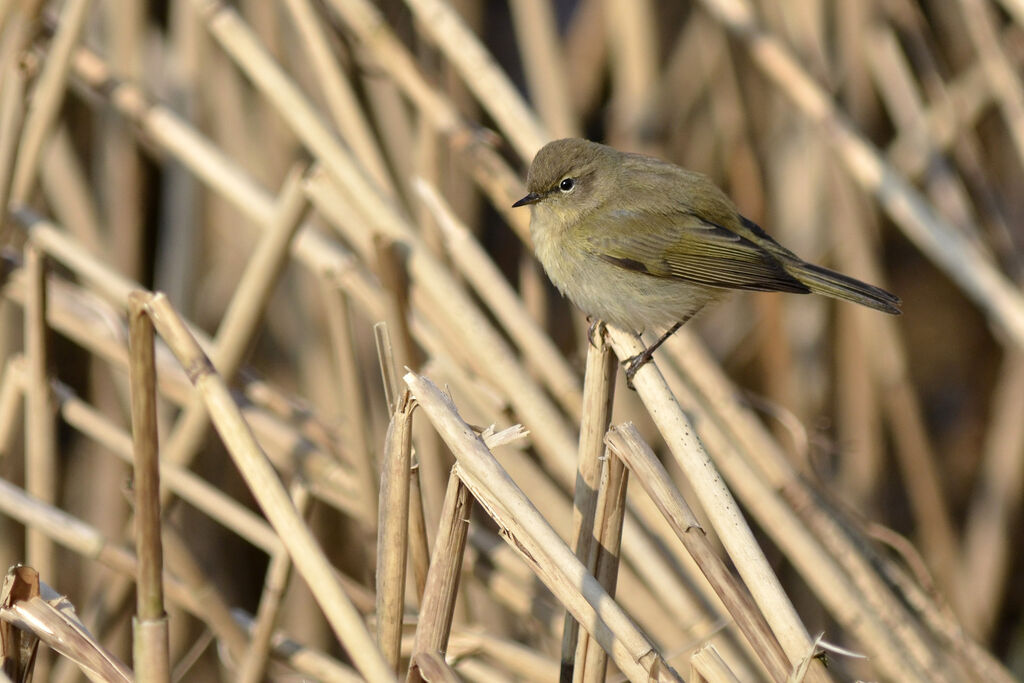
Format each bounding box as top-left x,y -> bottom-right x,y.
404,370 -> 682,683
23,245 -> 55,586
3,1 -> 1021,679
869,25 -> 978,234
605,326 -> 829,682
470,416 -> 714,663
835,296 -> 884,505
563,0 -> 607,116
126,293 -> 170,683
189,0 -> 393,219
408,469 -> 473,683
318,0 -> 534,235
376,389 -> 416,672
562,325 -> 616,680
139,291 -> 394,682
606,423 -> 790,683
236,482 -> 310,683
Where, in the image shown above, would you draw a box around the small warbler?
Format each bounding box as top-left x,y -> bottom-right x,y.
513,138 -> 900,380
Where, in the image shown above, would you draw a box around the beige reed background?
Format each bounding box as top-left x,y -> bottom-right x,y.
0,0 -> 1022,681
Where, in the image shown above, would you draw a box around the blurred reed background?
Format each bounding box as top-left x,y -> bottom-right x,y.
0,0 -> 1022,681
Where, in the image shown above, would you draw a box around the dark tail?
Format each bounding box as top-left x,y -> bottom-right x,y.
788,262 -> 901,314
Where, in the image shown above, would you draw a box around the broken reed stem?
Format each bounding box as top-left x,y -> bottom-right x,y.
376,390 -> 416,673
24,245 -> 55,582
605,325 -> 828,683
606,423 -> 791,683
404,370 -> 682,683
408,468 -> 473,683
562,324 -> 616,681
127,291 -> 170,683
237,482 -> 309,683
140,291 -> 395,683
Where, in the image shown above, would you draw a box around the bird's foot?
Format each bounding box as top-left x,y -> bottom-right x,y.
621,349 -> 655,390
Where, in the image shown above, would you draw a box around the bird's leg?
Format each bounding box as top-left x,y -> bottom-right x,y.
622,317 -> 691,386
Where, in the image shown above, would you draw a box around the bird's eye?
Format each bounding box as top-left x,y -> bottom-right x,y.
559,178 -> 575,192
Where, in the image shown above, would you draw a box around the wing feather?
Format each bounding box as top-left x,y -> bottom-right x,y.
584,209 -> 810,293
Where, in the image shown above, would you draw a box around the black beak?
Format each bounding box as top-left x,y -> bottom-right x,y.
512,192 -> 542,208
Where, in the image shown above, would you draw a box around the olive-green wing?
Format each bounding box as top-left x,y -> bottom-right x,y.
583,209 -> 810,293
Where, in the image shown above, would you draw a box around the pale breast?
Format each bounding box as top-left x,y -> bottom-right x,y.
532,208 -> 717,333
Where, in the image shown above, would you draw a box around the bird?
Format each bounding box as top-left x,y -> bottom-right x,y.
512,138 -> 901,382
